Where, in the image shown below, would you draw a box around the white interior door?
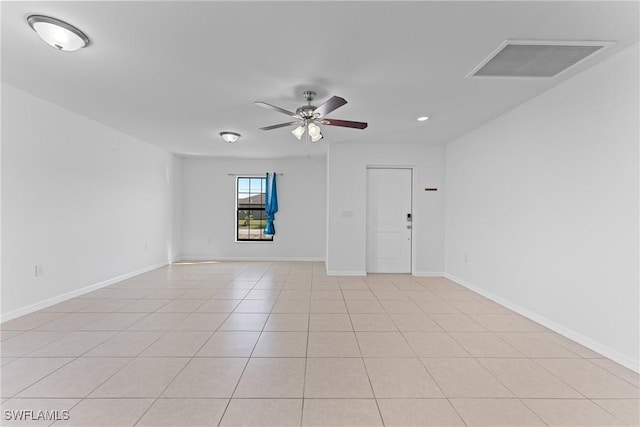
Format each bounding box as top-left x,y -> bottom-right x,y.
366,168 -> 412,273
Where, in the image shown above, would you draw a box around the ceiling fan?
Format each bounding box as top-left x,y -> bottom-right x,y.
255,91 -> 368,142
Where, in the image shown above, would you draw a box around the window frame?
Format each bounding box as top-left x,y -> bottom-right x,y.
234,176 -> 274,243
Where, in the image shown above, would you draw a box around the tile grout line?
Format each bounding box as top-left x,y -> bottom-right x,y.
522,356 -> 639,425
356,277 -> 387,427
4,263 -> 638,426
408,276 -> 474,427
130,269 -> 247,427
216,265 -> 284,427
584,358 -> 640,388
300,268 -> 315,427
411,295 -> 473,427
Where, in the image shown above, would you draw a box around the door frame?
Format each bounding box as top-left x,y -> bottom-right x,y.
365,165 -> 415,274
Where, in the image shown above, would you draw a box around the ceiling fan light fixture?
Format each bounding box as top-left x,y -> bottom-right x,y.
220,131 -> 241,143
291,125 -> 305,140
27,15 -> 90,51
255,92 -> 368,141
307,122 -> 321,138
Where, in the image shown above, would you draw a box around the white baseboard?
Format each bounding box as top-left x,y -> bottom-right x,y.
0,262 -> 168,323
177,256 -> 325,263
445,273 -> 640,374
326,270 -> 367,276
413,271 -> 446,277
325,271 -> 444,277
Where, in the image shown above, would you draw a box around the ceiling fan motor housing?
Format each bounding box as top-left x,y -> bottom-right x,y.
296,105 -> 318,119
255,90 -> 367,133
297,91 -> 319,119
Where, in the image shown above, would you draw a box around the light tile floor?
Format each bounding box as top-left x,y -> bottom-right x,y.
1,261 -> 638,426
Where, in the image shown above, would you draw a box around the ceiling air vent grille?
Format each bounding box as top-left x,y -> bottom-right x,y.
469,40 -> 612,78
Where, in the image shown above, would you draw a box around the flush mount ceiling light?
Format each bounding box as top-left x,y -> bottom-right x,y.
417,116 -> 429,122
27,15 -> 90,51
220,132 -> 241,143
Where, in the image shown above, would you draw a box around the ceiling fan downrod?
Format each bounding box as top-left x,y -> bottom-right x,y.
296,91 -> 318,120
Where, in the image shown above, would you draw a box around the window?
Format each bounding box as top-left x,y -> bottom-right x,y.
236,177 -> 273,241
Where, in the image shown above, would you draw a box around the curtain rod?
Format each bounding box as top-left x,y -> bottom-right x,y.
228,173 -> 284,177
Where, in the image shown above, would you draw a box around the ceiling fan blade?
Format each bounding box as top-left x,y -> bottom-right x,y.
320,118 -> 368,129
313,96 -> 347,117
254,101 -> 299,118
259,121 -> 300,131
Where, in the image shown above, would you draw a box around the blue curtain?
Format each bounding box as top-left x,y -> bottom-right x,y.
264,172 -> 278,235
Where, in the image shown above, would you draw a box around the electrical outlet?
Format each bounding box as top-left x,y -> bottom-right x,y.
35,264 -> 44,277
464,253 -> 469,263
144,243 -> 148,252
208,237 -> 212,245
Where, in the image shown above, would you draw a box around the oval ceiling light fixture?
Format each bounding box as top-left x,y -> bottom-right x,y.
417,116 -> 430,122
220,132 -> 241,143
27,15 -> 91,52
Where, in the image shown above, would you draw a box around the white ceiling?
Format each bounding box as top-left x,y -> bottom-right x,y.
2,1 -> 638,159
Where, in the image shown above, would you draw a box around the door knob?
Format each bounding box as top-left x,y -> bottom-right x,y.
406,225 -> 412,229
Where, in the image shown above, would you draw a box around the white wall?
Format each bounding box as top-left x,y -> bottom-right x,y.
180,156 -> 326,260
445,44 -> 639,370
326,142 -> 446,275
1,84 -> 179,320
170,156 -> 183,261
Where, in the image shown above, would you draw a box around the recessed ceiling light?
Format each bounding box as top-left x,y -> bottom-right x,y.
417,116 -> 429,122
220,132 -> 241,143
27,15 -> 90,52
